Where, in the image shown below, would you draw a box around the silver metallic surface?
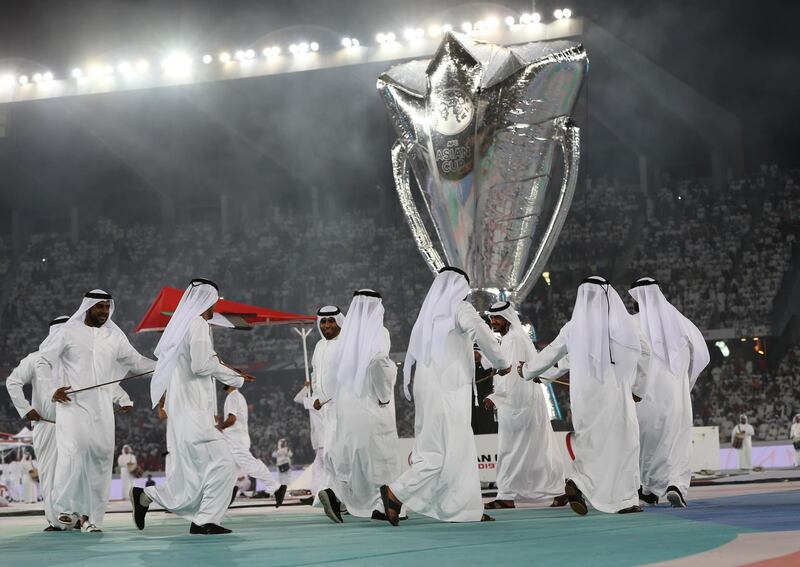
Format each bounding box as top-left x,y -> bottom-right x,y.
378,32 -> 587,305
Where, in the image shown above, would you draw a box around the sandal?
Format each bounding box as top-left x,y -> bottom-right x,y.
484,500 -> 515,509
379,485 -> 402,527
480,514 -> 495,522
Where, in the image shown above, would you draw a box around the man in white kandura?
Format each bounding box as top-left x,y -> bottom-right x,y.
39,290 -> 154,533
790,415 -> 800,467
219,383 -> 286,506
380,267 -> 511,525
308,305 -> 345,509
732,414 -> 755,470
521,276 -> 651,515
130,278 -> 254,535
5,315 -> 69,529
20,451 -> 39,503
483,301 -> 569,509
629,277 -> 710,508
117,445 -> 138,501
318,289 -> 400,523
295,305 -> 345,505
273,439 -> 293,487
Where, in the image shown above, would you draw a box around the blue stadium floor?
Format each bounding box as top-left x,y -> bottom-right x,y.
1,483 -> 798,567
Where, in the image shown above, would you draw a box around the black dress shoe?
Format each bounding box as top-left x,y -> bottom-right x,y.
274,485 -> 287,508
130,487 -> 149,530
617,505 -> 644,514
43,525 -> 62,531
665,486 -> 687,508
318,488 -> 344,523
371,510 -> 408,521
565,479 -> 588,516
190,522 -> 232,534
299,496 -> 314,506
638,486 -> 659,506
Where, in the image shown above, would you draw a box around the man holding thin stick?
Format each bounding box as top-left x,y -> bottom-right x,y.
37,289 -> 155,533
131,278 -> 254,535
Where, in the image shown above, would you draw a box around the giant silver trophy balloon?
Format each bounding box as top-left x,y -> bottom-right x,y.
377,32 -> 588,310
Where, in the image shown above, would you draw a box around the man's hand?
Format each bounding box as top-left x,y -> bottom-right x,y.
52,386 -> 71,404
25,409 -> 43,421
304,380 -> 311,388
483,398 -> 495,410
496,366 -> 512,376
517,361 -> 525,377
215,424 -> 224,432
118,405 -> 133,414
632,393 -> 642,403
313,399 -> 322,411
158,406 -> 168,421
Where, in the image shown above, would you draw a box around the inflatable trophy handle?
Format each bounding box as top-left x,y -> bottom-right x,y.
514,116 -> 581,302
390,141 -> 446,274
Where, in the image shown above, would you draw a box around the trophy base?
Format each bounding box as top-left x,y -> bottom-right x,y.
467,288 -> 513,313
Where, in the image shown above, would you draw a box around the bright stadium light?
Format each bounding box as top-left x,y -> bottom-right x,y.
403,28 -> 415,40
520,13 -> 532,24
71,68 -> 83,78
289,44 -> 298,54
351,38 -> 359,47
715,340 -> 730,357
271,46 -> 281,55
245,49 -> 255,59
414,27 -> 424,38
298,42 -> 309,53
474,20 -> 486,30
563,8 -> 573,18
462,21 -> 473,32
234,50 -> 246,61
505,16 -> 516,26
385,32 -> 396,42
42,71 -> 53,81
554,9 -> 565,19
19,75 -> 29,85
135,59 -> 149,72
428,24 -> 442,36
161,53 -> 192,73
33,73 -> 43,83
532,12 -> 542,23
442,24 -> 453,33
117,61 -> 132,75
202,54 -> 212,64
310,42 -> 319,52
1,74 -> 15,87
341,37 -> 352,47
219,51 -> 231,63
486,16 -> 499,29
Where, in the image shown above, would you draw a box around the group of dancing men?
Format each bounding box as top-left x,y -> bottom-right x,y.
5,267 -> 710,533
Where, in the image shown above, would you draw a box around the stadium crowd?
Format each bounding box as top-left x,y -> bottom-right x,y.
1,166 -> 798,467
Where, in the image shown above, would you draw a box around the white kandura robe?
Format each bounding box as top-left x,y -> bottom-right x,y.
272,446 -> 294,485
311,335 -> 340,504
634,315 -> 702,499
523,322 -> 651,513
222,389 -> 280,494
790,422 -> 800,467
5,352 -> 59,524
732,423 -> 754,470
118,452 -> 137,499
391,302 -> 510,522
21,458 -> 39,503
37,324 -> 152,525
487,331 -> 568,502
145,316 -> 244,526
327,327 -> 400,517
294,386 -> 325,497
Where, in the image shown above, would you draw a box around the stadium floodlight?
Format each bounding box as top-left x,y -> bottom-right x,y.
245,49 -> 255,59
385,32 -> 396,42
403,28 -> 415,40
342,37 -> 352,48
532,12 -> 542,23
486,17 -> 499,29
271,46 -> 281,55
234,50 -> 246,61
351,38 -> 360,47
161,53 -> 192,73
289,44 -> 298,54
33,73 -> 43,83
71,68 -> 83,79
414,27 -> 424,38
715,340 -> 730,357
219,51 -> 231,63
442,24 -> 453,33
428,24 -> 442,36
563,8 -> 573,18
42,71 -> 54,81
505,16 -> 515,26
475,20 -> 486,30
298,42 -> 309,53
202,54 -> 212,64
520,13 -> 532,24
19,75 -> 29,85
376,32 -> 386,43
1,74 -> 16,86
462,22 -> 473,32
310,42 -> 319,52
118,61 -> 133,75
554,9 -> 564,19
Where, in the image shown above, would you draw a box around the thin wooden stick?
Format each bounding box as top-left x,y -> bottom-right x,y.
67,369 -> 154,394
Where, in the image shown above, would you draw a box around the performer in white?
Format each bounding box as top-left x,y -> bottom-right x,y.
38,290 -> 153,532
131,278 -> 253,535
483,301 -> 569,509
20,451 -> 39,503
521,276 -> 650,515
629,277 -> 710,508
6,458 -> 22,502
293,306 -> 344,504
218,384 -> 286,506
5,314 -> 69,529
380,268 -> 511,525
790,415 -> 800,467
117,445 -> 137,501
318,289 -> 400,523
731,414 -> 755,470
272,439 -> 293,486
307,305 -> 345,509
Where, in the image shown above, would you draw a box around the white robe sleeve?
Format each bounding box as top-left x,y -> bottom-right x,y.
488,334 -> 527,404
522,326 -> 569,380
223,393 -> 236,419
309,341 -> 323,403
36,331 -> 67,399
115,335 -> 157,376
631,330 -> 651,398
112,383 -> 134,408
5,354 -> 36,418
188,321 -> 244,388
369,328 -> 395,404
457,302 -> 509,370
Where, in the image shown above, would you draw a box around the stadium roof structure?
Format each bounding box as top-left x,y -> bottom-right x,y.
134,286 -> 315,332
